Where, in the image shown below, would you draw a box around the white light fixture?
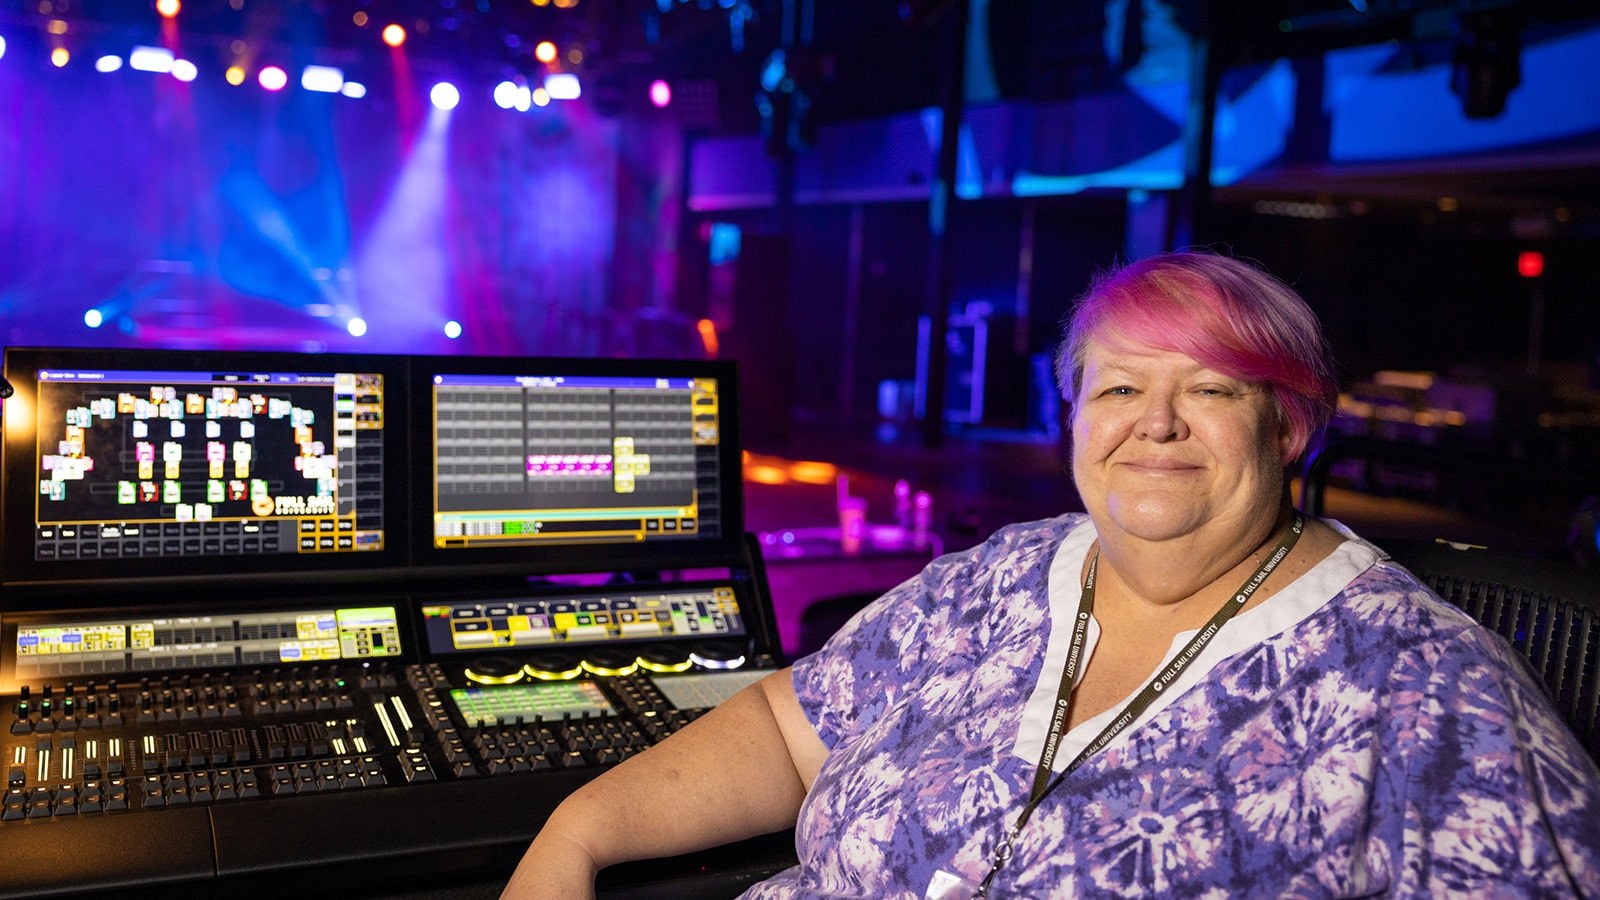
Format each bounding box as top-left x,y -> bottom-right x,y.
544,72 -> 581,100
429,81 -> 461,110
129,45 -> 175,74
301,64 -> 345,93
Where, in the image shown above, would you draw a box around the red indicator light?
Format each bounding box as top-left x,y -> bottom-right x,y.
1518,251 -> 1544,279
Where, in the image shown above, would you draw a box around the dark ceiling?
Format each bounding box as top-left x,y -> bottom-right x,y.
7,0 -> 1596,220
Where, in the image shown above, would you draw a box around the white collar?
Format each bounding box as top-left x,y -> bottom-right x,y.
1013,517 -> 1382,768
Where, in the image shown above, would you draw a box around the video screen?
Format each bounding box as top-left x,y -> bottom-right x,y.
2,349 -> 403,588
430,373 -> 725,549
30,366 -> 383,560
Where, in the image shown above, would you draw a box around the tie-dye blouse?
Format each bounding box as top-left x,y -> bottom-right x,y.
745,514 -> 1600,898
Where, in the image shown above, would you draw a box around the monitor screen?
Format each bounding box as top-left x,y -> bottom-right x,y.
1,348 -> 408,588
4,603 -> 403,681
414,357 -> 743,574
419,584 -> 748,656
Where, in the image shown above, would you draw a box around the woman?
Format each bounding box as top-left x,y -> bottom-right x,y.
505,251 -> 1600,898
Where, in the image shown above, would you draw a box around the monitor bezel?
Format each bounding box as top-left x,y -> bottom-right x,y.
406,354 -> 745,579
1,347 -> 414,592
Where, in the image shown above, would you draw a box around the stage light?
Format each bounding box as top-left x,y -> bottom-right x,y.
532,86 -> 550,107
225,65 -> 246,85
1518,250 -> 1545,279
171,59 -> 197,82
534,41 -> 557,64
352,11 -> 369,27
130,45 -> 174,73
515,85 -> 532,111
301,64 -> 344,93
95,55 -> 124,73
381,24 -> 406,47
347,318 -> 368,337
84,309 -> 104,328
444,321 -> 463,339
0,36 -> 6,61
341,81 -> 367,98
157,0 -> 180,18
544,72 -> 580,100
47,19 -> 67,35
51,47 -> 69,67
429,81 -> 460,110
258,65 -> 288,91
649,79 -> 671,108
493,80 -> 520,109
696,318 -> 719,356
567,48 -> 583,65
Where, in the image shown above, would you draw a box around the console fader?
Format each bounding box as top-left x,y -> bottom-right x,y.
0,580 -> 796,898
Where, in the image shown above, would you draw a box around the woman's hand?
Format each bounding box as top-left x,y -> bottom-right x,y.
501,818 -> 601,900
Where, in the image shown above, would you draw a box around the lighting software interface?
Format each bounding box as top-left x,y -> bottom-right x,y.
12,606 -> 402,679
420,586 -> 746,653
29,367 -> 385,563
431,374 -> 723,547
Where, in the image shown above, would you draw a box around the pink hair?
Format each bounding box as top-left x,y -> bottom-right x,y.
1056,251 -> 1339,462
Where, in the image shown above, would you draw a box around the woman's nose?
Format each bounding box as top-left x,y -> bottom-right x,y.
1134,394 -> 1188,441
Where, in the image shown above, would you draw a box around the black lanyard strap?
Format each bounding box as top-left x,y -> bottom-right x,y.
979,512 -> 1305,896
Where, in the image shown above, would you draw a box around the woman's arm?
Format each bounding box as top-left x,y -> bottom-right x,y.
501,668 -> 827,899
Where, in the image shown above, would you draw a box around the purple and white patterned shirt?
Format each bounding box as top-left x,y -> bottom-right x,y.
747,514 -> 1600,898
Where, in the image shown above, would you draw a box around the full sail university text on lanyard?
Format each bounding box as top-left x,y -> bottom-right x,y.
925,512 -> 1304,900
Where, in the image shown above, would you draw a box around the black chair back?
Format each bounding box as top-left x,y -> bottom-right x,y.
1383,539 -> 1600,763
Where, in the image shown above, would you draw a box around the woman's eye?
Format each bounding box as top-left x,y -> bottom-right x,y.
1102,386 -> 1135,397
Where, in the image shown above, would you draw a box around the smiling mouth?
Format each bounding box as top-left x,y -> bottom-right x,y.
1119,460 -> 1201,473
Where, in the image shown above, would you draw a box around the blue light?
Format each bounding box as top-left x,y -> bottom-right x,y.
347,317 -> 368,337
84,309 -> 104,328
95,55 -> 124,73
443,320 -> 463,339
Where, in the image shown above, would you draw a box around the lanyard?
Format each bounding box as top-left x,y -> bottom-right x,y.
975,512 -> 1304,896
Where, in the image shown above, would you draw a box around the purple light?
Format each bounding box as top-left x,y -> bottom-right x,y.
648,79 -> 672,109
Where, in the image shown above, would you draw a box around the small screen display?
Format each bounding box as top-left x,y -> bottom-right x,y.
27,365 -> 386,564
12,606 -> 402,679
430,373 -> 724,549
449,682 -> 614,727
420,586 -> 746,654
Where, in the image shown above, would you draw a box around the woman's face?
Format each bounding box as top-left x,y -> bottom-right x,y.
1070,333 -> 1291,546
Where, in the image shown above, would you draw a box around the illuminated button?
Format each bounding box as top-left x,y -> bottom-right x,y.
580,650 -> 638,678
637,647 -> 692,674
689,641 -> 747,671
464,656 -> 524,686
523,654 -> 583,682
